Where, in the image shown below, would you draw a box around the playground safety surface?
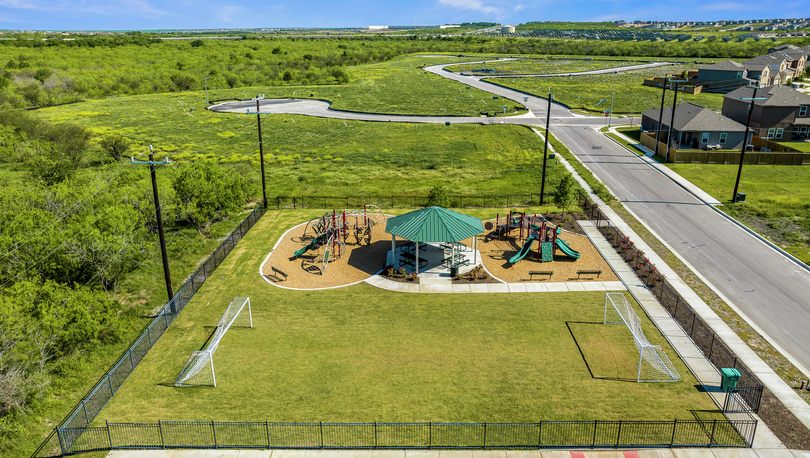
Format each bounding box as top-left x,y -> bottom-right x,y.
261,217 -> 618,290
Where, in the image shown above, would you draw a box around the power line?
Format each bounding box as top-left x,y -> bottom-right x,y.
0,161 -> 131,260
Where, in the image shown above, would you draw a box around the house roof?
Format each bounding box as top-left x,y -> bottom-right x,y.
744,63 -> 770,72
724,85 -> 810,108
699,60 -> 745,71
385,206 -> 483,243
642,102 -> 746,132
745,52 -> 789,65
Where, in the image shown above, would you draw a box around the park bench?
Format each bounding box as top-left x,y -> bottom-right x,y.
271,266 -> 288,281
529,271 -> 553,280
576,269 -> 602,279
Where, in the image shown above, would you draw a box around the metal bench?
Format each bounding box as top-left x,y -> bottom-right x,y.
529,271 -> 553,280
576,269 -> 602,279
271,266 -> 288,281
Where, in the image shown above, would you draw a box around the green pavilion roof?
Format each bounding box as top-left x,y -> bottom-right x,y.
385,206 -> 484,243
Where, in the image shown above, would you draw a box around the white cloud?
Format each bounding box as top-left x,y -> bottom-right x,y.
513,4 -> 525,12
217,5 -> 244,24
698,1 -> 757,11
0,0 -> 168,16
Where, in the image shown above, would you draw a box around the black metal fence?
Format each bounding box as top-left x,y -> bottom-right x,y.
31,201 -> 269,458
577,191 -> 764,413
53,419 -> 756,454
271,193 -> 546,210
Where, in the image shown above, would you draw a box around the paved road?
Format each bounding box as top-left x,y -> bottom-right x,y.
553,125 -> 810,374
214,62 -> 810,373
467,61 -> 674,78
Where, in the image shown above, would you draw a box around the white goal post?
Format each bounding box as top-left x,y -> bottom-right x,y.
604,293 -> 680,383
175,297 -> 253,387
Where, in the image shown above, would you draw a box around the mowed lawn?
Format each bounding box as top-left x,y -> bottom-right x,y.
96,210 -> 720,424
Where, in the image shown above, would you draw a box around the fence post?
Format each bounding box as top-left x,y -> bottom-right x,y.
56,427 -> 66,456
212,420 -> 218,449
483,422 -> 487,449
709,419 -> 717,447
615,420 -> 621,447
129,351 -> 135,369
106,420 -> 113,449
429,422 -> 432,450
374,421 -> 377,448
674,295 -> 680,320
108,374 -> 115,395
147,327 -> 153,347
592,420 -> 597,447
691,313 -> 696,335
319,421 -> 324,449
670,419 -> 678,446
709,334 -> 715,358
159,420 -> 165,449
266,420 -> 270,448
82,399 -> 90,425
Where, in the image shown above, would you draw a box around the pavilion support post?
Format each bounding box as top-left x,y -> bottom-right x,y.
391,235 -> 396,267
415,242 -> 420,275
474,237 -> 478,265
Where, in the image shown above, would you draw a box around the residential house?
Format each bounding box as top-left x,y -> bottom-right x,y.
695,60 -> 752,93
723,85 -> 810,141
769,44 -> 808,76
744,53 -> 790,85
642,102 -> 748,152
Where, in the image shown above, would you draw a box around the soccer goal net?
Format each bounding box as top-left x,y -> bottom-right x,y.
175,297 -> 253,387
604,293 -> 680,383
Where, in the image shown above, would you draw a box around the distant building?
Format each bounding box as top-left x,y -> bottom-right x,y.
501,25 -> 515,34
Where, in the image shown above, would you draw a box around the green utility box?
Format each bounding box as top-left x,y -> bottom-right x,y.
548,153 -> 556,159
721,368 -> 741,392
736,192 -> 746,202
445,121 -> 451,126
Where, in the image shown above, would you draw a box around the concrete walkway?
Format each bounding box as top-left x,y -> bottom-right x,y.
105,447 -> 810,458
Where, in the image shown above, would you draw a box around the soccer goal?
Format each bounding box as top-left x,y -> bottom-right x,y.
175,297 -> 253,387
604,293 -> 680,383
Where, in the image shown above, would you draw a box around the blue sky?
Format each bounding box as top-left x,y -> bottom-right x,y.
0,0 -> 804,31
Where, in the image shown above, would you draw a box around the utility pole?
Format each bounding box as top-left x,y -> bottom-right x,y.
654,79 -> 667,158
255,99 -> 268,208
733,87 -> 766,203
608,85 -> 614,127
204,76 -> 212,106
131,148 -> 174,313
540,90 -> 553,205
665,78 -> 689,163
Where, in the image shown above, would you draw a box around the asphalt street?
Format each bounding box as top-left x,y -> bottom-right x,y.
211,61 -> 810,374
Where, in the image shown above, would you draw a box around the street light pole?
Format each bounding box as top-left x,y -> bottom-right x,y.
255,99 -> 268,209
654,79 -> 667,158
732,87 -> 766,203
131,149 -> 175,313
204,76 -> 212,107
540,90 -> 553,205
665,78 -> 689,163
608,85 -> 614,127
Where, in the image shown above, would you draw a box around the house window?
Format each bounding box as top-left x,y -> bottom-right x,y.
794,127 -> 801,136
801,126 -> 808,136
800,106 -> 808,117
767,128 -> 776,139
719,133 -> 727,144
775,128 -> 784,139
701,132 -> 709,143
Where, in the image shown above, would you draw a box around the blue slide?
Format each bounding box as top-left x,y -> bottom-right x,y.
508,236 -> 537,264
555,238 -> 581,259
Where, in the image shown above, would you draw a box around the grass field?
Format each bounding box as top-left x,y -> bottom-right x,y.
34,98 -> 558,196
483,64 -> 725,115
665,163 -> 810,265
96,209 -> 721,424
204,55 -> 523,117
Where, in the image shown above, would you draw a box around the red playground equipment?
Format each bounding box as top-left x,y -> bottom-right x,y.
297,205 -> 385,273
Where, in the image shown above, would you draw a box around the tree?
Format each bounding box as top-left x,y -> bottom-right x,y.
425,185 -> 451,208
190,39 -> 204,48
99,135 -> 130,161
172,161 -> 252,231
553,174 -> 576,218
33,68 -> 51,84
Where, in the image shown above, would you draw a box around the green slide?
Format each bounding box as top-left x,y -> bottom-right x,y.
294,234 -> 327,258
555,238 -> 581,259
508,236 -> 537,264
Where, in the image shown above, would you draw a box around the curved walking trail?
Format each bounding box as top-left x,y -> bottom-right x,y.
465,60 -> 673,78
212,59 -> 810,445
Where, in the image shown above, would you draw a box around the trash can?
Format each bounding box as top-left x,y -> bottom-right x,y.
736,192 -> 746,203
721,368 -> 741,392
548,153 -> 556,159
450,264 -> 459,277
445,121 -> 451,126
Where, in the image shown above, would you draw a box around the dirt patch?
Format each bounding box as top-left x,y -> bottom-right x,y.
476,217 -> 619,284
261,219 -> 397,289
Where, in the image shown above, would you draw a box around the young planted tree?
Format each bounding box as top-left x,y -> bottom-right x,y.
553,174 -> 576,219
100,135 -> 130,161
425,185 -> 451,208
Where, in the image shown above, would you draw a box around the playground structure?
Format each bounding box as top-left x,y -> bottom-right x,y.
492,211 -> 581,265
296,205 -> 385,273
